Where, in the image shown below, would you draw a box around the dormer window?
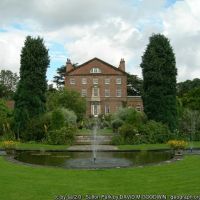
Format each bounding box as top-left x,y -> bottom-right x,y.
90,67 -> 101,73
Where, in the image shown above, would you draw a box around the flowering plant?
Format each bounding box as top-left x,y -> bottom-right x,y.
2,140 -> 18,149
167,140 -> 188,150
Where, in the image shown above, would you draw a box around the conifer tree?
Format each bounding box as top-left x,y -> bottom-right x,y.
14,36 -> 50,137
140,34 -> 177,131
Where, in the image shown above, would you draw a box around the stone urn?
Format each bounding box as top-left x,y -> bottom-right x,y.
174,149 -> 184,160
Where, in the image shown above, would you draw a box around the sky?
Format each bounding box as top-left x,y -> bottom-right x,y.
0,0 -> 200,84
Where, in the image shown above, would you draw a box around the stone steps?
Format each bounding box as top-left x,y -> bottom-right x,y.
75,135 -> 113,145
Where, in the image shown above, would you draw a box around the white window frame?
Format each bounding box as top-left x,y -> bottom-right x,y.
116,78 -> 122,84
116,89 -> 122,97
93,78 -> 98,85
105,105 -> 110,114
90,67 -> 101,73
70,78 -> 75,85
93,87 -> 99,97
105,78 -> 110,84
82,78 -> 87,84
105,89 -> 110,97
81,89 -> 87,97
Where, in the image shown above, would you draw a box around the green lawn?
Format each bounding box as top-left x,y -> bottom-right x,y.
118,141 -> 200,150
1,141 -> 200,151
0,142 -> 69,150
0,155 -> 200,199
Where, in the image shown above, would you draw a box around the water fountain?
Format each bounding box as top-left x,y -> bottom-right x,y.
92,118 -> 98,164
12,118 -> 174,169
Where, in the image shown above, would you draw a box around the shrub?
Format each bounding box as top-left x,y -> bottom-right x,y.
167,140 -> 188,150
115,107 -> 146,126
2,140 -> 19,149
138,120 -> 171,143
47,126 -> 76,145
83,118 -> 98,129
119,124 -> 138,139
193,131 -> 200,141
111,134 -> 125,145
111,119 -> 124,133
51,109 -> 65,130
61,108 -> 77,126
21,114 -> 51,141
101,121 -> 110,129
46,88 -> 86,121
0,129 -> 15,141
104,114 -> 112,123
119,124 -> 141,144
0,100 -> 12,136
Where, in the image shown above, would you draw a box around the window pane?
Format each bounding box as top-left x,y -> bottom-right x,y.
81,89 -> 87,97
90,67 -> 101,73
82,78 -> 87,84
116,78 -> 121,84
93,78 -> 98,84
105,78 -> 110,84
70,78 -> 75,84
105,105 -> 110,114
93,87 -> 99,97
105,89 -> 110,97
116,89 -> 121,97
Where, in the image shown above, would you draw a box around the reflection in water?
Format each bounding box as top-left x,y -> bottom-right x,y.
14,150 -> 173,169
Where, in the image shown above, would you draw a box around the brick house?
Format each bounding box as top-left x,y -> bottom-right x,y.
65,57 -> 143,116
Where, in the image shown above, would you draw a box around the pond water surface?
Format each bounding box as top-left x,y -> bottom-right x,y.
14,150 -> 173,169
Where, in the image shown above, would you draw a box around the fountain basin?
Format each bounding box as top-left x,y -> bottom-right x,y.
13,150 -> 173,169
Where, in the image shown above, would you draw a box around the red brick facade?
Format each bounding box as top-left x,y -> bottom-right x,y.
65,57 -> 143,116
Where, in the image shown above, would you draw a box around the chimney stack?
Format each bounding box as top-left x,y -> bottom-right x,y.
66,58 -> 73,72
118,58 -> 125,71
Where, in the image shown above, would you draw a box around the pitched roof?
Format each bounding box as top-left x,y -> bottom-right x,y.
67,57 -> 127,74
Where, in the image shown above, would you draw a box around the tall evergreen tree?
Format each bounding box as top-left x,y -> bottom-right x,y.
140,34 -> 177,131
14,36 -> 50,137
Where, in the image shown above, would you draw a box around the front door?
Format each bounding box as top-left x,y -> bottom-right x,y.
91,102 -> 100,117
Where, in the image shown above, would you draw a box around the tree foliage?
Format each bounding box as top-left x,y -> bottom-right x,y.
53,65 -> 66,88
127,74 -> 143,96
14,36 -> 50,137
177,78 -> 200,97
178,108 -> 200,141
53,63 -> 78,88
181,87 -> 200,111
0,99 -> 12,135
0,70 -> 19,99
47,88 -> 86,121
140,34 -> 177,131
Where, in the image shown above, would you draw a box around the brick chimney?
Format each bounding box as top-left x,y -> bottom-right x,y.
118,58 -> 125,71
66,58 -> 73,72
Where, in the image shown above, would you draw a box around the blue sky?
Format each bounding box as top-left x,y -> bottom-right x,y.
0,0 -> 200,83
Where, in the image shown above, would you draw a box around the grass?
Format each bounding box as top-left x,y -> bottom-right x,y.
0,155 -> 200,199
76,128 -> 113,135
1,141 -> 200,151
118,141 -> 200,150
0,141 -> 69,150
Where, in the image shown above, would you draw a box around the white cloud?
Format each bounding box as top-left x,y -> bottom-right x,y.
0,0 -> 200,82
162,0 -> 200,81
0,29 -> 26,73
